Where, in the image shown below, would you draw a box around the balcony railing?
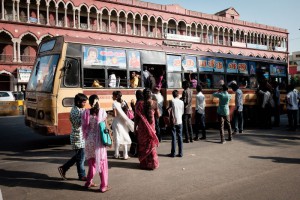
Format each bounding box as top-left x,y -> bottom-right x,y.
0,11 -> 288,53
0,54 -> 13,63
20,55 -> 35,64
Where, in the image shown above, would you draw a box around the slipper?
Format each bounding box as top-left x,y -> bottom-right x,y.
100,186 -> 111,193
85,182 -> 98,188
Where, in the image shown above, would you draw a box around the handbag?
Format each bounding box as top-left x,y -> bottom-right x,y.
122,101 -> 134,120
99,121 -> 112,147
126,109 -> 134,120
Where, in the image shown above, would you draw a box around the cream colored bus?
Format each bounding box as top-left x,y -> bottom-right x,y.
25,36 -> 287,135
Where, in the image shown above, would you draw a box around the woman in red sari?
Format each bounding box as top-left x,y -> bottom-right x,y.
134,88 -> 160,170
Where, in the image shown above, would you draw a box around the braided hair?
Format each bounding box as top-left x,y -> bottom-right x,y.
89,94 -> 99,115
143,88 -> 153,124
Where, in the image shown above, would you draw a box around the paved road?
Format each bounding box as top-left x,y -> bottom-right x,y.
0,116 -> 299,200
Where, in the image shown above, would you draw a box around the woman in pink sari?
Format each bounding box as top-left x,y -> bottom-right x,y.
82,94 -> 110,193
134,88 -> 160,170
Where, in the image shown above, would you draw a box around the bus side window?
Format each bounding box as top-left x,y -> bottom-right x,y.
107,69 -> 127,88
83,68 -> 105,88
63,58 -> 80,87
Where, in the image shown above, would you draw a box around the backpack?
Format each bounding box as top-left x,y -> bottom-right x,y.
163,106 -> 175,127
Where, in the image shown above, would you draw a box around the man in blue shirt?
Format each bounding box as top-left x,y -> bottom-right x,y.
213,84 -> 233,144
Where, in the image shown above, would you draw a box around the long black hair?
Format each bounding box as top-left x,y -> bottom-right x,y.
113,91 -> 122,103
89,94 -> 99,115
143,88 -> 153,123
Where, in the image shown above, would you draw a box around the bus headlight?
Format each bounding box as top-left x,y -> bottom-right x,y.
38,110 -> 45,120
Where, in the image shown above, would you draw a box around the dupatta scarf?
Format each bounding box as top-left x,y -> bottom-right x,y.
135,101 -> 159,162
82,108 -> 107,173
112,100 -> 134,132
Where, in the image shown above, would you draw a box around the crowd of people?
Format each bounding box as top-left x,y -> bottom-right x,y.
57,75 -> 300,193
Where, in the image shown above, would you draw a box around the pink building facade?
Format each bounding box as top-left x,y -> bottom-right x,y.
0,0 -> 288,91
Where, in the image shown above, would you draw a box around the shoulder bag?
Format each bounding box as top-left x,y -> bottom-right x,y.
99,121 -> 112,147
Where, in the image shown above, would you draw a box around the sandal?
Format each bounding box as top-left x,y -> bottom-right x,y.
85,182 -> 98,188
100,186 -> 111,193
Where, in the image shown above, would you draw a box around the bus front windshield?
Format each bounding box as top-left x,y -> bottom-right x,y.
27,55 -> 60,92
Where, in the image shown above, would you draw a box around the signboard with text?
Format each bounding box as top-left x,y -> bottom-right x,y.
182,56 -> 197,72
198,57 -> 213,72
226,59 -> 238,73
237,61 -> 248,74
270,65 -> 286,77
83,46 -> 127,69
167,55 -> 182,72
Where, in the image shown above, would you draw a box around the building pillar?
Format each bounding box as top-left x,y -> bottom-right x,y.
140,19 -> 142,36
55,7 -> 58,26
73,9 -> 76,28
87,11 -> 90,30
147,20 -> 150,37
46,4 -> 49,25
37,1 -> 40,24
64,7 -> 67,27
175,23 -> 178,34
125,16 -> 128,34
1,0 -> 4,20
155,20 -> 157,38
201,27 -> 203,42
27,1 -> 30,23
12,0 -> 16,21
133,18 -> 135,35
117,14 -> 120,33
12,39 -> 17,62
223,31 -> 225,45
78,10 -> 81,29
16,0 -> 20,21
100,13 -> 102,31
108,14 -> 111,32
96,12 -> 99,31
17,40 -> 21,63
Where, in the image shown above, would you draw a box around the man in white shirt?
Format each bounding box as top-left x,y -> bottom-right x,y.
169,90 -> 184,157
286,85 -> 298,131
108,73 -> 116,87
194,85 -> 206,140
152,87 -> 164,142
230,83 -> 244,134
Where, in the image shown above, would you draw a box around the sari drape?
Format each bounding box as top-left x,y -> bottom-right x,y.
135,101 -> 159,170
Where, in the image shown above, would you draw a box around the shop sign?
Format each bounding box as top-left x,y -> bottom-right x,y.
163,40 -> 192,48
18,69 -> 32,83
165,33 -> 201,43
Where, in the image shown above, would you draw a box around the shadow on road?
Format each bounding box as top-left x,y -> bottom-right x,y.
249,156 -> 300,164
0,169 -> 87,191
